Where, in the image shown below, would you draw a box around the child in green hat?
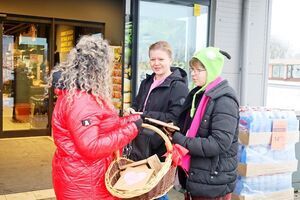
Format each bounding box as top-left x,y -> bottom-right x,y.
168,47 -> 239,200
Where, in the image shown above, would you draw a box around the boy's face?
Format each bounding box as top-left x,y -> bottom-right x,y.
190,61 -> 207,87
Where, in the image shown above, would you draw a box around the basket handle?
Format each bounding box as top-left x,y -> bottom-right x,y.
114,150 -> 120,159
141,123 -> 173,152
114,122 -> 173,159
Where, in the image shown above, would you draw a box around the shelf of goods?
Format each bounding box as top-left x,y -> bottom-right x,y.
111,46 -> 122,112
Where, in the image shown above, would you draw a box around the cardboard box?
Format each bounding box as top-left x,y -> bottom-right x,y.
239,131 -> 299,146
119,154 -> 162,174
15,103 -> 31,122
238,161 -> 297,177
113,165 -> 154,191
232,188 -> 294,200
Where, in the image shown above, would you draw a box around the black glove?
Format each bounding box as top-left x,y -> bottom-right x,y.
133,118 -> 143,130
140,113 -> 146,120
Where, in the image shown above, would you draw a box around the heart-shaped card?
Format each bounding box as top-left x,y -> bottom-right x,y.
113,165 -> 155,191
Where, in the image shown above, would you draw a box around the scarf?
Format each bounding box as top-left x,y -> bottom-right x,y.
181,77 -> 223,171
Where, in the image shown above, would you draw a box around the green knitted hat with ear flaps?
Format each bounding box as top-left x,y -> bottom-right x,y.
190,47 -> 225,117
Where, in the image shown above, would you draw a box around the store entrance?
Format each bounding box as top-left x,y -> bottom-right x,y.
0,16 -> 105,138
1,20 -> 51,137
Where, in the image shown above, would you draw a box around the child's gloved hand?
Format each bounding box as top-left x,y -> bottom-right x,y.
133,118 -> 143,130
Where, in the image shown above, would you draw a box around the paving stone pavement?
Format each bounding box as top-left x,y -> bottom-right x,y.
167,188 -> 184,200
3,189 -> 300,200
38,188 -> 184,200
295,191 -> 300,200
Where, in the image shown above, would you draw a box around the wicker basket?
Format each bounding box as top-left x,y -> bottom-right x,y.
105,123 -> 176,200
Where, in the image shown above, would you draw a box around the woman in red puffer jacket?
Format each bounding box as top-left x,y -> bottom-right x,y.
48,35 -> 142,200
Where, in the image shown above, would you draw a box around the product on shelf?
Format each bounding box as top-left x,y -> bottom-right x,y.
110,46 -> 123,111
122,21 -> 133,112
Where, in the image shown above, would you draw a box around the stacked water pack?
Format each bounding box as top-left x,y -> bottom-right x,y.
239,107 -> 299,133
233,107 -> 299,199
235,173 -> 292,195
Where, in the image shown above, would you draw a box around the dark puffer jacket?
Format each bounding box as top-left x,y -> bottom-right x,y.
129,67 -> 189,161
172,80 -> 239,198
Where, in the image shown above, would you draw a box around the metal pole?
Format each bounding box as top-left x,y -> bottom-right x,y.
240,0 -> 250,106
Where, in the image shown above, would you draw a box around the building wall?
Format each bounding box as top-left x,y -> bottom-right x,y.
212,0 -> 271,106
213,0 -> 243,99
0,0 -> 124,45
247,0 -> 271,106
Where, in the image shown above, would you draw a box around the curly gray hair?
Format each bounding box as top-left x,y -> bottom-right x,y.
48,34 -> 113,106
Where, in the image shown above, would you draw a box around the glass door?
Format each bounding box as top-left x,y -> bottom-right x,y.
136,0 -> 210,87
1,21 -> 51,133
0,17 -> 105,138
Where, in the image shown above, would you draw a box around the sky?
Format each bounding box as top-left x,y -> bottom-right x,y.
267,0 -> 300,111
271,0 -> 300,53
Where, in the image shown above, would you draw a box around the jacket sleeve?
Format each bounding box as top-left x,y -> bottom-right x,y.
67,107 -> 139,160
131,80 -> 145,111
143,81 -> 189,122
172,96 -> 239,157
119,114 -> 141,126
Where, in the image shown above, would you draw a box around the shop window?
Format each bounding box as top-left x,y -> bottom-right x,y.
287,65 -> 292,79
137,1 -> 209,87
55,24 -> 103,63
272,65 -> 286,79
291,65 -> 300,79
1,18 -> 105,134
2,22 -> 50,131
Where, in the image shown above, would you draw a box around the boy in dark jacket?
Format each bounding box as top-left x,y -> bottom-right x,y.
169,47 -> 239,200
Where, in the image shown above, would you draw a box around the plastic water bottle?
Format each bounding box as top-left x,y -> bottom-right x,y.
276,174 -> 283,191
251,176 -> 260,194
286,110 -> 299,132
239,108 -> 253,133
234,176 -> 243,195
238,145 -> 244,163
262,108 -> 272,132
269,174 -> 277,192
252,109 -> 264,132
243,177 -> 252,195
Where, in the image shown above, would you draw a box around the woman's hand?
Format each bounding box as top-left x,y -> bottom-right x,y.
163,123 -> 176,141
123,107 -> 136,116
123,107 -> 143,116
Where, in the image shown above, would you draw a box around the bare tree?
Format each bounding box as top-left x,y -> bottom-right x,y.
269,36 -> 289,59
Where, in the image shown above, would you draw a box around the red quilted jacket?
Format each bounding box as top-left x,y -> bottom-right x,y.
52,89 -> 139,200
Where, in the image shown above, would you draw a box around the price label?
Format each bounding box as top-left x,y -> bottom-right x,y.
271,120 -> 288,150
271,132 -> 287,150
